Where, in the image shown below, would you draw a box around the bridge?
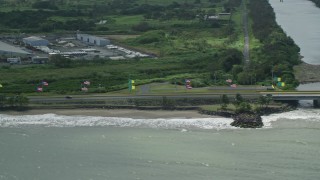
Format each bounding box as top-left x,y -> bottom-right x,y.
260,92 -> 320,107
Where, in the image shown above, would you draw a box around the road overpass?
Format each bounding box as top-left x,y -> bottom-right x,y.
260,92 -> 320,107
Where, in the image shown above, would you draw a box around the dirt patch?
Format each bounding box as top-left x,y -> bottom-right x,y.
294,63 -> 320,83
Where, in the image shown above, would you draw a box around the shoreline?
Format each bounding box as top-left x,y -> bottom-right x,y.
294,62 -> 320,84
1,108 -> 217,119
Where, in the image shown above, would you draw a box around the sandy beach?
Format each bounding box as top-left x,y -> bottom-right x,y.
2,109 -> 214,119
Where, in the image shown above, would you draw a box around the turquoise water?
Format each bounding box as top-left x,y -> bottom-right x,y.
1,110 -> 320,180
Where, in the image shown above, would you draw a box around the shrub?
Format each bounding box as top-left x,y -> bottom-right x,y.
135,30 -> 165,44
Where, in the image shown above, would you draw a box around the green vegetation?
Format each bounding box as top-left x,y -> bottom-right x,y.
220,94 -> 229,110
247,0 -> 301,89
0,52 -> 242,94
0,0 -> 301,94
0,94 -> 29,109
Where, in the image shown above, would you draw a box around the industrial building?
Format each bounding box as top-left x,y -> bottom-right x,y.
76,34 -> 110,46
23,36 -> 49,47
7,57 -> 21,64
0,41 -> 31,58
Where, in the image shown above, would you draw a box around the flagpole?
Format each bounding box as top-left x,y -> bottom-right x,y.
128,74 -> 131,93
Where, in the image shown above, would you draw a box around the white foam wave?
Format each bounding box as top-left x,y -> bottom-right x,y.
0,114 -> 234,130
262,108 -> 320,128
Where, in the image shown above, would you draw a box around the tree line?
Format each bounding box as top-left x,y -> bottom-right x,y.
248,0 -> 301,89
0,10 -> 95,32
0,0 -> 238,33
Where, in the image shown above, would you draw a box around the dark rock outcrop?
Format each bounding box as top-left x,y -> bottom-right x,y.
231,113 -> 263,128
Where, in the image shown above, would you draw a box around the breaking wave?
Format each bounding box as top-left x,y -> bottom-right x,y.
262,108 -> 320,128
0,114 -> 234,130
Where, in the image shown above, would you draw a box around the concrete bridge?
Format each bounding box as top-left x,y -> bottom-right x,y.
261,92 -> 320,107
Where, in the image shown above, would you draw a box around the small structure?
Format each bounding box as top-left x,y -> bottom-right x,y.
218,13 -> 231,16
204,15 -> 219,20
7,57 -> 21,64
23,36 -> 49,47
76,34 -> 110,46
32,56 -> 49,64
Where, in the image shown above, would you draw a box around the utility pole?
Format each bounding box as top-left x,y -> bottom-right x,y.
271,65 -> 274,85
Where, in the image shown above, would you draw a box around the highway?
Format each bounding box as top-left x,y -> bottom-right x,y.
28,93 -> 261,103
27,91 -> 320,104
260,92 -> 320,100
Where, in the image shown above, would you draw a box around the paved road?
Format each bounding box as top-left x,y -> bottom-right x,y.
28,91 -> 320,104
260,92 -> 320,100
28,93 -> 261,103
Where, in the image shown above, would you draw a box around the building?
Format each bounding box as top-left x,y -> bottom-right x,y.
0,41 -> 31,58
23,36 -> 49,47
218,13 -> 231,16
7,57 -> 21,64
76,34 -> 110,46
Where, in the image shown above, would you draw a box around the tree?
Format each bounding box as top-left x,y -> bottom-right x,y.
0,94 -> 6,108
265,94 -> 272,108
15,94 -> 29,107
220,94 -> 229,110
162,96 -> 175,109
132,22 -> 152,32
233,93 -> 244,106
220,49 -> 243,72
237,72 -> 251,85
258,95 -> 267,108
6,94 -> 29,108
49,54 -> 72,68
236,102 -> 252,113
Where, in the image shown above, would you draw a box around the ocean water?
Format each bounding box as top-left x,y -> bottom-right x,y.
1,110 -> 320,180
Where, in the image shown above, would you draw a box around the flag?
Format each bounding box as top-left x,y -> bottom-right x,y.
278,77 -> 281,82
230,84 -> 237,88
83,81 -> 90,85
131,80 -> 135,84
37,87 -> 43,92
282,82 -> 285,87
132,85 -> 135,90
226,79 -> 232,83
42,81 -> 49,86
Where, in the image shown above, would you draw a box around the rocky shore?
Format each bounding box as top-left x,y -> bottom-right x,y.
199,105 -> 296,128
231,113 -> 263,128
231,106 -> 296,128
